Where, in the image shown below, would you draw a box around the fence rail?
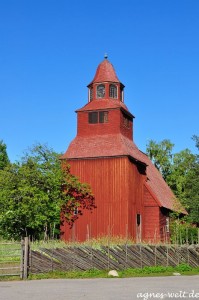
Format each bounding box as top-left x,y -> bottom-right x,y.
29,244 -> 199,274
0,237 -> 29,279
1,240 -> 199,278
0,241 -> 22,277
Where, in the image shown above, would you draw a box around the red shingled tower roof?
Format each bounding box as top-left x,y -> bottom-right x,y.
88,58 -> 121,85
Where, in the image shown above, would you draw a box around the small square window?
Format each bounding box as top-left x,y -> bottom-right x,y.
99,111 -> 108,123
123,113 -> 131,128
89,112 -> 98,123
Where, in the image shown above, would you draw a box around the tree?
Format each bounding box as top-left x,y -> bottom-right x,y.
0,140 -> 9,170
0,144 -> 95,240
184,160 -> 199,225
166,149 -> 196,204
183,135 -> 199,225
146,139 -> 174,180
146,137 -> 199,226
192,135 -> 199,150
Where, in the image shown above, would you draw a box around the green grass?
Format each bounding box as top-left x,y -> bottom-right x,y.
0,241 -> 21,279
0,276 -> 22,281
28,264 -> 199,280
0,241 -> 21,262
30,236 -> 136,250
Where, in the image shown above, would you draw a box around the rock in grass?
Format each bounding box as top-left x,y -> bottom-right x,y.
108,270 -> 119,277
173,272 -> 181,276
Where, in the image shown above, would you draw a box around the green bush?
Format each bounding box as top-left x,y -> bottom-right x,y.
176,264 -> 192,272
170,220 -> 198,244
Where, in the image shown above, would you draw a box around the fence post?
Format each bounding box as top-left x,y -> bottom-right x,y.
125,243 -> 128,264
51,248 -> 54,272
187,246 -> 190,266
140,244 -> 143,269
23,237 -> 29,279
20,239 -> 24,279
166,244 -> 169,267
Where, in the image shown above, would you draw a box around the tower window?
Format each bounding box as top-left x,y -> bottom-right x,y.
120,87 -> 124,102
88,111 -> 108,124
123,113 -> 132,128
99,111 -> 108,123
89,88 -> 93,101
89,112 -> 98,123
109,84 -> 117,99
96,84 -> 105,98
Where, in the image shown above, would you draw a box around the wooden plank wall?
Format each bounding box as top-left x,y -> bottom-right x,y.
62,157 -> 131,241
143,185 -> 161,242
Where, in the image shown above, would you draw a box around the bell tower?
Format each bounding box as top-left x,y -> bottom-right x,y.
62,56 -> 140,160
66,55 -> 135,144
87,54 -> 125,103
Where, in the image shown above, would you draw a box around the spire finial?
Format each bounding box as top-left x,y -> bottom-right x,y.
104,53 -> 108,59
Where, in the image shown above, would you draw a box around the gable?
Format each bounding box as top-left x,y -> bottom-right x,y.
144,184 -> 161,207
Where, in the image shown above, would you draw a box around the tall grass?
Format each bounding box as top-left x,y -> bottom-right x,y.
30,236 -> 137,250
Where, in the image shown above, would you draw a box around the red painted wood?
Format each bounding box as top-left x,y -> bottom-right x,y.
77,109 -> 133,140
61,58 -> 181,243
61,157 -> 129,241
61,157 -> 151,242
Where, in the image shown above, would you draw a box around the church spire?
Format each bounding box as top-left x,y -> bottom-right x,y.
89,57 -> 120,84
87,57 -> 124,102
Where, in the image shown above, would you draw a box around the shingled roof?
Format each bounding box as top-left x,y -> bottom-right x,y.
62,133 -> 186,214
62,134 -> 145,163
88,58 -> 120,85
76,98 -> 132,116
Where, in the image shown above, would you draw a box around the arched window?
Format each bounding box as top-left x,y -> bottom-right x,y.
96,84 -> 105,98
109,84 -> 117,99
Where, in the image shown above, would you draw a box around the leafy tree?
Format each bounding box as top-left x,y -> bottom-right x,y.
170,220 -> 198,244
166,149 -> 196,204
192,135 -> 199,150
0,140 -> 10,170
183,136 -> 199,225
0,144 -> 95,240
146,139 -> 174,180
146,137 -> 199,226
184,161 -> 199,225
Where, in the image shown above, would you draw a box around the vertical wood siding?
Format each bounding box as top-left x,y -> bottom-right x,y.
143,185 -> 160,242
61,157 -> 145,241
143,186 -> 170,242
144,206 -> 160,242
61,156 -> 164,243
128,161 -> 145,240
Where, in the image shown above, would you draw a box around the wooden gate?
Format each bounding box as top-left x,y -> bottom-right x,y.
0,238 -> 29,279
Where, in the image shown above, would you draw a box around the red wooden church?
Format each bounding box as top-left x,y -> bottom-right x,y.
61,56 -> 184,242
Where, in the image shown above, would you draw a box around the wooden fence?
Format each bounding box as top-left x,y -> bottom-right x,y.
0,238 -> 29,279
29,244 -> 199,274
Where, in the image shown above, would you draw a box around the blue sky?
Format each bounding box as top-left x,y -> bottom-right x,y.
0,0 -> 198,162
